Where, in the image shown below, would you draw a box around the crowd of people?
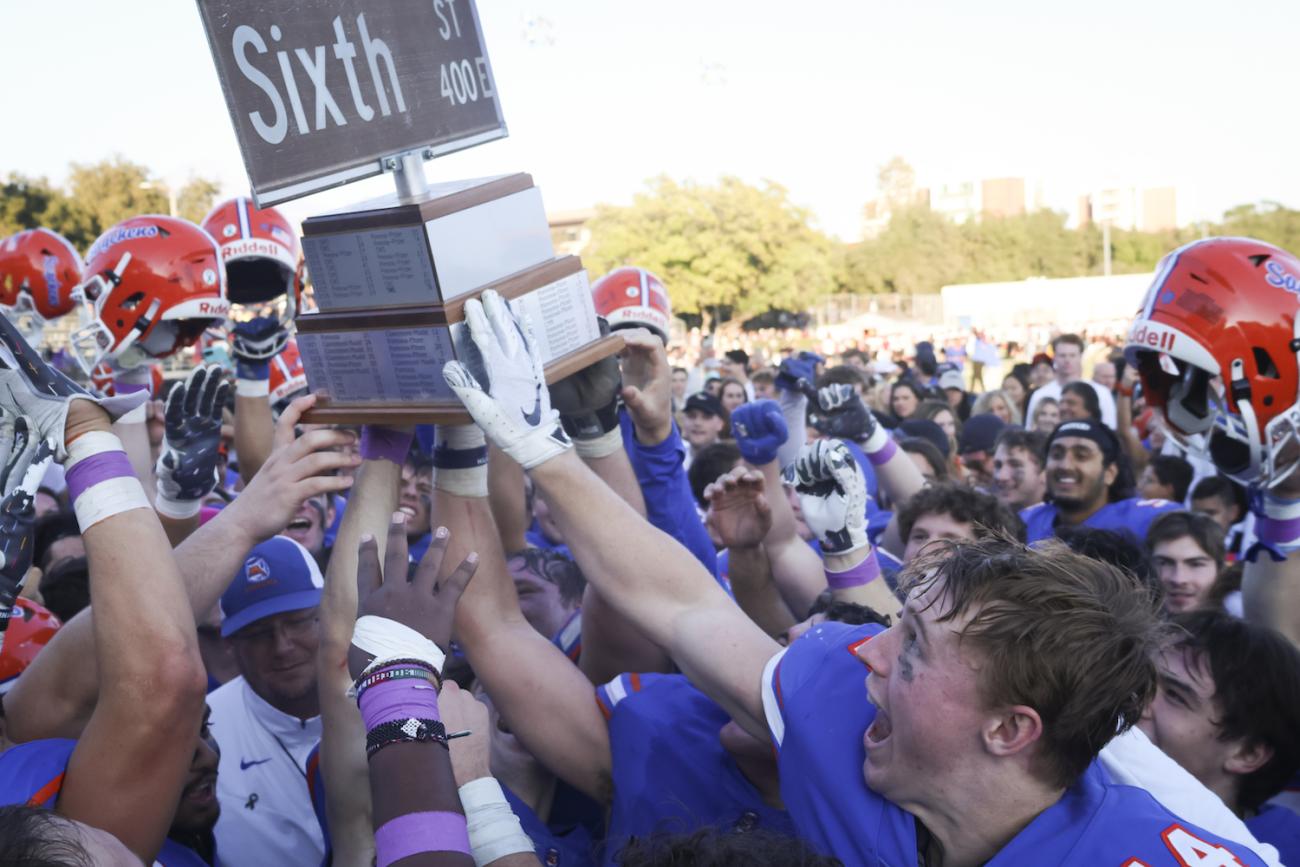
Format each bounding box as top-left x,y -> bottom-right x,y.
0,205 -> 1296,867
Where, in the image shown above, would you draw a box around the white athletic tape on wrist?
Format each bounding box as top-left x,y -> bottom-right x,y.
433,468 -> 488,498
438,424 -> 486,451
154,492 -> 202,520
862,423 -> 890,455
457,777 -> 536,867
236,378 -> 270,398
574,426 -> 624,460
66,432 -> 127,467
1260,494 -> 1300,521
351,615 -> 447,675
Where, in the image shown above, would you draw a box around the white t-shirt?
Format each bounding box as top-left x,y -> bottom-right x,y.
1026,379 -> 1118,430
208,676 -> 324,867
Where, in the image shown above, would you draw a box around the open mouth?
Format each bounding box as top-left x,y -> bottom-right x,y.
184,774 -> 218,804
865,708 -> 892,747
286,517 -> 311,533
398,505 -> 417,519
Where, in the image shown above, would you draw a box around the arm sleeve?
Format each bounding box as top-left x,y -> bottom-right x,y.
619,411 -> 720,580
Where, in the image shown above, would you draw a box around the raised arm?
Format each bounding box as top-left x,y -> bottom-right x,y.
317,426 -> 408,867
5,394 -> 356,742
442,294 -> 779,740
230,317 -> 288,485
0,321 -> 207,861
437,423 -> 613,801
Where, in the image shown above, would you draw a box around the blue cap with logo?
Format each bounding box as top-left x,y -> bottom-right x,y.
219,536 -> 324,637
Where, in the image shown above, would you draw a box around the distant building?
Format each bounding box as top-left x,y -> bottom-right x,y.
1076,186 -> 1177,232
548,208 -> 596,255
864,176 -> 1041,237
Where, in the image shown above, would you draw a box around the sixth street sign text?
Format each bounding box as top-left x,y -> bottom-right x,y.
197,0 -> 507,205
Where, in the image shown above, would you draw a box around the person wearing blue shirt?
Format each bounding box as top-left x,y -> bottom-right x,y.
1138,610 -> 1300,867
448,299 -> 1271,865
1022,418 -> 1179,544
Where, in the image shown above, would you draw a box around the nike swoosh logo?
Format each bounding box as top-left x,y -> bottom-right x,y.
240,758 -> 272,770
521,383 -> 542,426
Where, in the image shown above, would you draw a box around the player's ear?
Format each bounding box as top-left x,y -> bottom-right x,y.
1224,738 -> 1273,777
1103,460 -> 1119,488
982,705 -> 1043,759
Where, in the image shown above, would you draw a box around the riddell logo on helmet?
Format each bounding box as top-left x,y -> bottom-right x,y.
223,238 -> 285,259
199,301 -> 232,316
1127,323 -> 1176,352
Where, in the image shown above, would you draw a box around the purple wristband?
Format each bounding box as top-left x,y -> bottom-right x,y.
866,437 -> 898,467
1255,515 -> 1300,546
360,426 -> 414,465
66,451 -> 135,503
375,811 -> 471,867
825,551 -> 882,589
113,380 -> 151,396
360,676 -> 440,730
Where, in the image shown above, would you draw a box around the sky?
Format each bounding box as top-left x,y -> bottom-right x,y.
3,0 -> 1297,241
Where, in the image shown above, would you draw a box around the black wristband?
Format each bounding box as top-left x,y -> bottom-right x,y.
366,717 -> 448,758
559,399 -> 622,441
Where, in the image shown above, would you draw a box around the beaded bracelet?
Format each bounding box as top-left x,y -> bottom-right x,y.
354,658 -> 443,696
356,667 -> 440,696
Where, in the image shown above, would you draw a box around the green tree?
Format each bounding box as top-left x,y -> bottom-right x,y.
66,156 -> 170,241
176,177 -> 222,224
584,176 -> 834,330
1219,202 -> 1300,252
0,173 -> 94,248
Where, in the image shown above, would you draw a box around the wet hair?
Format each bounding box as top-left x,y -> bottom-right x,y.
688,442 -> 743,509
806,595 -> 892,628
616,827 -> 841,867
1170,610 -> 1300,812
507,548 -> 587,606
902,537 -> 1167,789
1147,455 -> 1194,504
897,483 -> 1026,544
897,437 -> 949,482
0,805 -> 95,866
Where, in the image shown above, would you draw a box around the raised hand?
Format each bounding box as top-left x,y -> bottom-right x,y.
782,439 -> 870,555
730,400 -> 789,467
550,319 -> 622,442
349,518 -> 478,680
442,290 -> 571,470
618,327 -> 674,445
154,365 -> 229,517
704,465 -> 773,550
774,351 -> 823,394
0,312 -> 145,458
806,383 -> 880,444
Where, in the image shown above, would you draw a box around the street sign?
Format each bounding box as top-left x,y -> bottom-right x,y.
196,0 -> 507,207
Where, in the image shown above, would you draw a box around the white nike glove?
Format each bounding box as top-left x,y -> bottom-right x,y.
783,439 -> 870,555
442,290 -> 572,470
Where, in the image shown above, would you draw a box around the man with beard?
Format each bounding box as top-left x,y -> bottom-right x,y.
1021,419 -> 1179,544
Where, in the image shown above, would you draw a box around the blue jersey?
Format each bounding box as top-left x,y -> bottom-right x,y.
763,621 -> 1269,865
1249,805 -> 1300,867
1021,497 -> 1181,544
596,672 -> 793,865
0,738 -> 218,865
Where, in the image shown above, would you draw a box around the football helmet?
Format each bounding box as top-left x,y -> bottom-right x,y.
70,216 -> 230,376
0,228 -> 84,345
591,267 -> 671,343
1125,237 -> 1300,488
0,598 -> 61,693
90,361 -> 164,399
201,197 -> 302,305
269,338 -> 308,411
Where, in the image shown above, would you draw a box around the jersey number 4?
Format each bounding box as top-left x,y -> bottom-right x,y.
1160,825 -> 1247,867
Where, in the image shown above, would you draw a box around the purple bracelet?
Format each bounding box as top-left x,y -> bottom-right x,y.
359,676 -> 440,730
825,551 -> 882,589
113,380 -> 151,396
375,811 -> 471,867
360,426 -> 414,465
866,437 -> 898,467
66,450 -> 135,503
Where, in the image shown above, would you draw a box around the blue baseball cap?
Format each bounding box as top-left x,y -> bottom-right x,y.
219,537 -> 324,637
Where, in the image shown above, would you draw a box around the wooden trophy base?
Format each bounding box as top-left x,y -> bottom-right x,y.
296,255 -> 622,425
299,333 -> 624,425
